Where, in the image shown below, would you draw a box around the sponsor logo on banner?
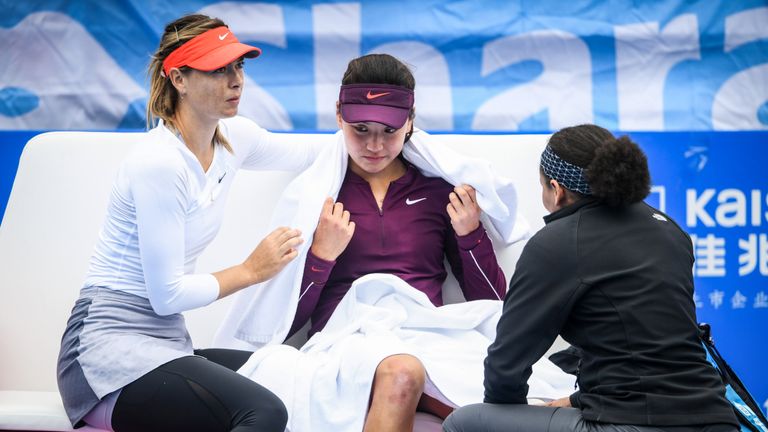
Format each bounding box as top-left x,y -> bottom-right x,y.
0,1 -> 766,131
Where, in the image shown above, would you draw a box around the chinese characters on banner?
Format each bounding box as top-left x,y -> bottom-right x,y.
638,131 -> 767,415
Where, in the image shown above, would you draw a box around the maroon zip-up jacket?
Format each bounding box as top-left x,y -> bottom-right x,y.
288,163 -> 506,337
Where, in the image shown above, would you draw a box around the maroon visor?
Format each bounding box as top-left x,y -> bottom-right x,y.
339,83 -> 414,129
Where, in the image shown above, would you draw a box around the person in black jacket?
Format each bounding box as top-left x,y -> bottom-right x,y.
443,124 -> 738,432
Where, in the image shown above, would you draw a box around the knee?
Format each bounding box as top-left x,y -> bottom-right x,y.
263,394 -> 289,432
374,355 -> 425,399
442,411 -> 461,432
241,391 -> 288,432
442,404 -> 479,432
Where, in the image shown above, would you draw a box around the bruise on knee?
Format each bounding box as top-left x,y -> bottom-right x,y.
373,354 -> 426,402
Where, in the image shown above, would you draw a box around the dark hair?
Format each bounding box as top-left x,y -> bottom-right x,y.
341,53 -> 416,90
547,124 -> 650,207
340,54 -> 416,143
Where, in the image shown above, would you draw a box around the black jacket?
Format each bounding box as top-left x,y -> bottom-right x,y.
485,198 -> 737,426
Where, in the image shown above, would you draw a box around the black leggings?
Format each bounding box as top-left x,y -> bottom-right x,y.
111,349 -> 287,432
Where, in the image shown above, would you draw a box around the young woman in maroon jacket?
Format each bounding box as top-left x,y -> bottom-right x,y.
288,53 -> 508,432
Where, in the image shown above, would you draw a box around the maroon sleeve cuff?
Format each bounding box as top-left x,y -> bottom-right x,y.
305,250 -> 335,283
455,223 -> 486,251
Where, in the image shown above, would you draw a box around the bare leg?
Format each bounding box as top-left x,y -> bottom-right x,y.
364,354 -> 425,432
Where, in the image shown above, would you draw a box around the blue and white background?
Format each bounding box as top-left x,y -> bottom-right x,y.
1,0 -> 767,414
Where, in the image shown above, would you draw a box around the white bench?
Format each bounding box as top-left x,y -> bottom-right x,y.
0,130 -> 552,431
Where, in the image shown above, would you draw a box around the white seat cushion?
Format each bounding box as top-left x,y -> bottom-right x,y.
0,391 -> 444,432
0,391 -> 108,431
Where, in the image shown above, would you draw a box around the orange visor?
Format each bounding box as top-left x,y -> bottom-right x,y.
162,26 -> 261,76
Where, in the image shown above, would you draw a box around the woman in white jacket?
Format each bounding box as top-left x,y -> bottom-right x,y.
56,13 -> 320,432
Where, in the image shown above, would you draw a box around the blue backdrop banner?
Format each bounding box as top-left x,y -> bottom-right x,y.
638,131 -> 768,416
1,0 -> 767,132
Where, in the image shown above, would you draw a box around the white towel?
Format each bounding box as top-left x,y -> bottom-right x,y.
236,274 -> 574,432
214,129 -> 530,349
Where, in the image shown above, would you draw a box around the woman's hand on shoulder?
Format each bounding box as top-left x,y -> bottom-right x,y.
310,197 -> 356,261
447,184 -> 481,236
244,227 -> 304,284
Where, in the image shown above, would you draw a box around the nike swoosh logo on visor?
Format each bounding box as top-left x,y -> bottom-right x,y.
218,32 -> 229,40
366,91 -> 390,100
406,197 -> 427,205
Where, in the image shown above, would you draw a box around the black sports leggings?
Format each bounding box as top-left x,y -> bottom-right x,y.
111,348 -> 287,432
